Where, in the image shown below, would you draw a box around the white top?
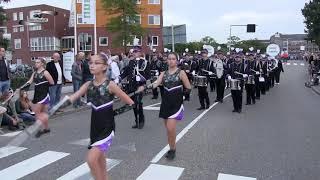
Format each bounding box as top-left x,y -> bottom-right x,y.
54,62 -> 62,84
107,61 -> 120,84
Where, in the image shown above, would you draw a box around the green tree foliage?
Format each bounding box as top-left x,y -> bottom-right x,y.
227,35 -> 241,46
102,0 -> 145,52
302,0 -> 320,46
200,36 -> 217,46
235,39 -> 267,53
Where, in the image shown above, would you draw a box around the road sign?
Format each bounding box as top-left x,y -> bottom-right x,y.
28,18 -> 48,23
266,44 -> 280,57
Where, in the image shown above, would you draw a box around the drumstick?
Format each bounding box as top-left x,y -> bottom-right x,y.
201,69 -> 216,75
234,71 -> 244,76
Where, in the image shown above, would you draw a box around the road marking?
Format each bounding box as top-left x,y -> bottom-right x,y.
0,151 -> 69,179
217,173 -> 256,180
286,63 -> 291,65
70,138 -> 90,146
0,131 -> 22,137
143,102 -> 161,111
137,164 -> 184,180
57,159 -> 121,180
0,146 -> 27,159
300,63 -> 305,66
150,93 -> 231,163
294,63 -> 298,65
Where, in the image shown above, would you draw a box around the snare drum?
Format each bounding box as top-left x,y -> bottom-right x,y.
0,106 -> 7,115
193,76 -> 208,87
230,79 -> 241,90
246,75 -> 255,84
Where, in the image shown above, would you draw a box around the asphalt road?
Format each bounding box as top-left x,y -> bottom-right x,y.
0,60 -> 319,180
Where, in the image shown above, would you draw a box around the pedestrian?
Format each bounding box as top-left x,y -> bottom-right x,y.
0,47 -> 10,95
56,53 -> 134,180
24,58 -> 54,137
82,52 -> 94,84
71,53 -> 83,108
150,52 -> 191,160
46,52 -> 65,109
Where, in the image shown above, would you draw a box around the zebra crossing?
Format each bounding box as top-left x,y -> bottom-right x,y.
283,62 -> 305,66
0,142 -> 122,180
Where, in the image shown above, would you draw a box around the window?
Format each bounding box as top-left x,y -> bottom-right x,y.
0,27 -> 7,33
77,0 -> 82,3
19,12 -> 23,20
19,26 -> 24,32
127,36 -> 142,46
13,13 -> 17,21
61,37 -> 75,49
14,39 -> 21,49
136,0 -> 141,4
77,14 -> 83,24
148,15 -> 160,25
99,37 -> 108,46
148,0 -> 160,4
16,59 -> 22,65
135,14 -> 141,24
30,37 -> 60,51
29,25 -> 41,31
152,36 -> 158,46
13,27 -> 18,32
78,33 -> 92,51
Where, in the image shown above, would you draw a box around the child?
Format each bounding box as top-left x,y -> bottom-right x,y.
60,53 -> 134,180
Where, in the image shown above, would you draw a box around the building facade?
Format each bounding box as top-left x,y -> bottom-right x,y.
74,0 -> 163,54
270,32 -> 320,59
3,4 -> 71,65
162,24 -> 187,45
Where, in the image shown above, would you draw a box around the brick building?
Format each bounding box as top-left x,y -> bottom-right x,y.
73,0 -> 163,54
2,4 -> 71,65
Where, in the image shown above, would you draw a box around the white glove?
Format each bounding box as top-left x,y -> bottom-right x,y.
136,75 -> 141,82
186,70 -> 190,73
243,74 -> 248,78
192,71 -> 196,75
256,72 -> 260,75
228,76 -> 232,80
208,72 -> 213,75
155,71 -> 159,76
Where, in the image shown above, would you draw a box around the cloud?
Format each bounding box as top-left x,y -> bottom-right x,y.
163,12 -> 192,27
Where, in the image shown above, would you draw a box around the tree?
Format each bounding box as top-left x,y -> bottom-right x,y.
200,36 -> 217,46
227,36 -> 241,46
235,39 -> 267,53
102,0 -> 145,53
302,0 -> 320,46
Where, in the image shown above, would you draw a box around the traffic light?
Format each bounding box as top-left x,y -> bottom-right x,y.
247,24 -> 256,33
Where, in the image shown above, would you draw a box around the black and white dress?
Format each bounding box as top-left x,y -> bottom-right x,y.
159,69 -> 184,120
32,70 -> 50,104
87,80 -> 115,152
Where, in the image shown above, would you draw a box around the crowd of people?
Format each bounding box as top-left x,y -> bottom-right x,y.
0,45 -> 286,180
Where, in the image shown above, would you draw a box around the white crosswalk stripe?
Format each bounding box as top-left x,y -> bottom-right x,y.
0,131 -> 22,137
217,173 -> 256,180
57,158 -> 121,180
137,164 -> 184,180
0,151 -> 69,179
284,62 -> 305,66
0,146 -> 27,159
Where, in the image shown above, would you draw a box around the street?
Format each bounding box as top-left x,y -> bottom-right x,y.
0,60 -> 319,180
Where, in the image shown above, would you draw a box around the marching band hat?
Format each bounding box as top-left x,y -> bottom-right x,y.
201,49 -> 208,54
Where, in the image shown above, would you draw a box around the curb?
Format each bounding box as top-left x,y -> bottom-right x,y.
311,86 -> 320,96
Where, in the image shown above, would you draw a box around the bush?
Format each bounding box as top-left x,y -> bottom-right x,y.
10,76 -> 29,91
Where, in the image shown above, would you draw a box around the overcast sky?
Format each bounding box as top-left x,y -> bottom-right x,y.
2,0 -> 307,43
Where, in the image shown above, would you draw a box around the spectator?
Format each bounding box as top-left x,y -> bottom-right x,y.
71,53 -> 83,108
46,52 -> 65,109
0,47 -> 10,95
107,55 -> 121,84
15,90 -> 36,124
82,52 -> 93,84
0,91 -> 24,131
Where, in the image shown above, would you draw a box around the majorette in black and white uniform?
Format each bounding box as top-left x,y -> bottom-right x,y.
32,70 -> 50,104
87,79 -> 115,152
159,69 -> 184,120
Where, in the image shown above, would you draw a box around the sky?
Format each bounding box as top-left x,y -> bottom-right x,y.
2,0 -> 307,43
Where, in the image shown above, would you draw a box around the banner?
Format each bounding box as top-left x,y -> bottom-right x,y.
63,51 -> 75,82
69,0 -> 76,27
82,0 -> 96,24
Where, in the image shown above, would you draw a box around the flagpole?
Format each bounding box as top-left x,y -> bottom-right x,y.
94,0 -> 97,54
74,0 -> 78,54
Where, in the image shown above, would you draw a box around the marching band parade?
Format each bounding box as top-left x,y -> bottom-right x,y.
1,0 -> 319,179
